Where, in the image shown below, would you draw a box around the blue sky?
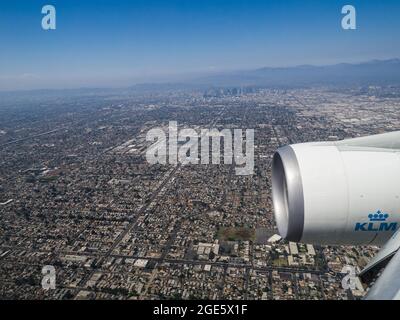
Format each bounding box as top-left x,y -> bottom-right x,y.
0,0 -> 399,90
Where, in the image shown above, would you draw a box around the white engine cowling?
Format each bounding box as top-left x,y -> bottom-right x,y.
271,131 -> 400,246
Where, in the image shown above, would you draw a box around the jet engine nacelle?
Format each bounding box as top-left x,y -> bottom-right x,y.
272,131 -> 400,246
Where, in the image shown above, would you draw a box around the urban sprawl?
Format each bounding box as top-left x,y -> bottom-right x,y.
1,86 -> 399,300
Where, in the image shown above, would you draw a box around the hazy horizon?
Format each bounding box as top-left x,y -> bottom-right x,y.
1,0 -> 400,90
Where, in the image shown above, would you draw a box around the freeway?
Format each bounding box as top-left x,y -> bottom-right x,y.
0,129 -> 61,148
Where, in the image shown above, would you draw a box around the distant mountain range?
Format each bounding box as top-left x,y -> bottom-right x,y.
2,59 -> 400,96
189,58 -> 400,87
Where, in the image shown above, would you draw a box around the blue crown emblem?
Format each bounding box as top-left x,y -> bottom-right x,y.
368,210 -> 389,222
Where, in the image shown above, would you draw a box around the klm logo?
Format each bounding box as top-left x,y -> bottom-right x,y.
355,211 -> 398,232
